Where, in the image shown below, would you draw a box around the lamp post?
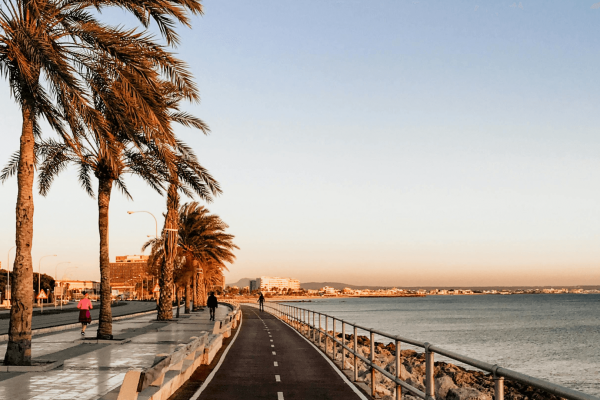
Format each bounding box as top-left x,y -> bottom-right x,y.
38,254 -> 57,312
6,246 -> 15,304
127,211 -> 158,239
61,266 -> 78,309
54,262 -> 70,307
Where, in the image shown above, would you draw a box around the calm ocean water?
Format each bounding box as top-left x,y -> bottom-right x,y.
283,294 -> 600,396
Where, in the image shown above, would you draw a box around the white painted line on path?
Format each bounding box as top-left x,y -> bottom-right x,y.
271,344 -> 275,347
274,361 -> 278,366
277,313 -> 369,400
272,351 -> 276,355
275,375 -> 281,382
188,312 -> 243,400
278,392 -> 284,400
270,339 -> 273,342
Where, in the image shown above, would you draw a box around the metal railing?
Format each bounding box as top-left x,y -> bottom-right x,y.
250,302 -> 599,400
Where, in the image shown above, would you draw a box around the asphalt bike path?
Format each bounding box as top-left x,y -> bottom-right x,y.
195,305 -> 363,400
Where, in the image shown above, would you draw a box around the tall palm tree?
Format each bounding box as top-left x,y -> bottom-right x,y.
0,0 -> 204,364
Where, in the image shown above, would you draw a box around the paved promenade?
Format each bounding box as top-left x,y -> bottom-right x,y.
0,305 -> 228,400
0,301 -> 158,334
173,305 -> 364,400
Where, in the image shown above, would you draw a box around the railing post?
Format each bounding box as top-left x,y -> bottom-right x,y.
304,309 -> 307,337
353,326 -> 358,382
325,316 -> 329,355
332,319 -> 336,361
341,322 -> 346,369
318,313 -> 322,348
312,311 -> 315,341
370,330 -> 376,398
395,339 -> 401,400
425,343 -> 435,400
493,366 -> 504,400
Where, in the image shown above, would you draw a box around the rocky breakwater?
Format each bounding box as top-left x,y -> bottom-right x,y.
312,330 -> 561,400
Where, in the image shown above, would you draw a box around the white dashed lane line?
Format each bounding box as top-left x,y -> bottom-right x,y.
274,361 -> 278,366
278,392 -> 284,400
271,344 -> 275,347
272,351 -> 276,355
275,375 -> 281,382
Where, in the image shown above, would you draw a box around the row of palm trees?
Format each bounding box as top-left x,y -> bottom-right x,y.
0,0 -> 230,365
143,202 -> 238,317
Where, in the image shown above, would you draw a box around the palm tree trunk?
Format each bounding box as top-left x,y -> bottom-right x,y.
158,179 -> 178,320
175,286 -> 181,318
184,277 -> 191,314
4,109 -> 36,366
97,178 -> 113,339
196,272 -> 203,307
198,273 -> 207,307
192,273 -> 197,310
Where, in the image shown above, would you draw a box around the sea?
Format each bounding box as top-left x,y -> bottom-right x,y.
283,294 -> 600,396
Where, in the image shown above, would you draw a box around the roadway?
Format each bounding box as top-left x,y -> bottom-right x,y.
0,301 -> 158,334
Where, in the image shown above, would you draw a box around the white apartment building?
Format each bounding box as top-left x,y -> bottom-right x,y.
255,276 -> 300,292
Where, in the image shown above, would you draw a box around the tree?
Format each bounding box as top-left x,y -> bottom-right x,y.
0,0 -> 204,364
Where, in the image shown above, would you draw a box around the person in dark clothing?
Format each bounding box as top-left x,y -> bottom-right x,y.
258,292 -> 265,311
207,292 -> 218,321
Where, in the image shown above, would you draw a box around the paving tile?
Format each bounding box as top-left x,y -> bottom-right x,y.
63,343 -> 179,370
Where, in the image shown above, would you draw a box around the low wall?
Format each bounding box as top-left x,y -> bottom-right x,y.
105,303 -> 242,400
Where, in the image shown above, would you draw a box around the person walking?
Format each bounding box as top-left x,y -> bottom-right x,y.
207,292 -> 218,321
77,291 -> 93,335
258,292 -> 265,311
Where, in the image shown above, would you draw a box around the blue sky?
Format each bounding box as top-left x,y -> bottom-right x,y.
2,1 -> 600,286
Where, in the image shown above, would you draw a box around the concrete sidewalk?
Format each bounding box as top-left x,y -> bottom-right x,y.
0,306 -> 229,400
177,305 -> 363,400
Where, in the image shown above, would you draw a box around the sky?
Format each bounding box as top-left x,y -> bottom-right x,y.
2,1 -> 600,287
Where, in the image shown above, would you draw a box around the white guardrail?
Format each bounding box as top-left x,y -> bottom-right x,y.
250,301 -> 599,400
110,302 -> 241,400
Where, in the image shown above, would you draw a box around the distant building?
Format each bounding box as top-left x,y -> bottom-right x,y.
320,286 -> 336,295
255,276 -> 300,292
250,279 -> 260,292
55,280 -> 100,295
109,255 -> 150,286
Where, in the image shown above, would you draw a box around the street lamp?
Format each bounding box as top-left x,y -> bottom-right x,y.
6,246 -> 15,304
38,254 -> 57,311
54,262 -> 70,307
127,211 -> 158,239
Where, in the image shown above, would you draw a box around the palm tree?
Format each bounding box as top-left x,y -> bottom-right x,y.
0,0 -> 204,364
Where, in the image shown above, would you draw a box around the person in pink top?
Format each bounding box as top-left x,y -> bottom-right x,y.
77,292 -> 93,335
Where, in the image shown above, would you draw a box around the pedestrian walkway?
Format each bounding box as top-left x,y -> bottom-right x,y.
0,305 -> 229,400
185,305 -> 364,400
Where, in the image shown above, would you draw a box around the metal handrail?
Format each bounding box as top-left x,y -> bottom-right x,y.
248,302 -> 599,400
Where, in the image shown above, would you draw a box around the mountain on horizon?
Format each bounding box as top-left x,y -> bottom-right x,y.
225,279 -> 599,291
226,277 -> 252,288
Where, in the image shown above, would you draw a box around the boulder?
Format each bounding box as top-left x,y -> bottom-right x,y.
435,375 -> 458,399
447,387 -> 491,400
